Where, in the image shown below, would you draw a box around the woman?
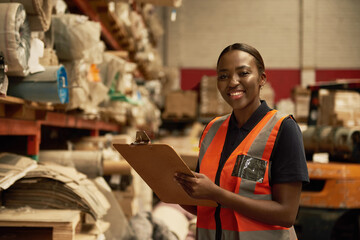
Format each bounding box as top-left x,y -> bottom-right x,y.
174,43 -> 309,240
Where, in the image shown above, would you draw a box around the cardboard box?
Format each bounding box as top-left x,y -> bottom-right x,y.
163,90 -> 198,119
200,76 -> 232,117
318,90 -> 360,127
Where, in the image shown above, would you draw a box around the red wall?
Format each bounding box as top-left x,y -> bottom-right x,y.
181,68 -> 360,104
315,69 -> 360,82
181,68 -> 300,103
181,68 -> 216,91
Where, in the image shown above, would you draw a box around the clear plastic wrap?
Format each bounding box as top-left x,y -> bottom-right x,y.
232,155 -> 267,183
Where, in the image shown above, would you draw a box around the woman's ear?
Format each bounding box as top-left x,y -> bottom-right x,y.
259,72 -> 267,88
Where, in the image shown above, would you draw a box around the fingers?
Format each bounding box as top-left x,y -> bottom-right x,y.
174,172 -> 196,185
174,172 -> 197,196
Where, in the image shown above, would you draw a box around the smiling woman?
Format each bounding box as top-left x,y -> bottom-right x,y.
174,43 -> 310,240
216,44 -> 266,127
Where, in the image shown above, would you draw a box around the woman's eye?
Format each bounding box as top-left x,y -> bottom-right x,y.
217,74 -> 229,80
239,72 -> 249,77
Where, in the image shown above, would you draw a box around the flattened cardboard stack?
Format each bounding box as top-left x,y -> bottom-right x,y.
200,76 -> 232,117
0,153 -> 115,239
0,153 -> 37,190
3,162 -> 110,220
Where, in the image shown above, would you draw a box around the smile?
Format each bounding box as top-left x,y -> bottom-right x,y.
228,90 -> 245,96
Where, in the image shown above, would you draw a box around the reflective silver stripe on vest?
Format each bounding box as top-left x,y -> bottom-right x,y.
238,178 -> 272,200
197,227 -> 297,240
239,227 -> 297,240
198,114 -> 230,166
197,228 -> 239,240
197,228 -> 216,240
238,111 -> 288,200
247,111 -> 288,159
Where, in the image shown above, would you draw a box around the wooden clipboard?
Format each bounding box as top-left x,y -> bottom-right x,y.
112,132 -> 217,207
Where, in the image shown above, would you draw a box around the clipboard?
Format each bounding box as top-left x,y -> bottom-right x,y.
112,131 -> 217,207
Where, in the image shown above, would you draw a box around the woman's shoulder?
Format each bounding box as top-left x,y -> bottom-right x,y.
279,114 -> 302,135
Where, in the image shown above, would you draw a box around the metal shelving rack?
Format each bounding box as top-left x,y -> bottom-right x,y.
0,96 -> 121,158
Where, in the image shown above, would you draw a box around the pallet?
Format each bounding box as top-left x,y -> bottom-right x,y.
0,209 -> 81,240
0,95 -> 53,121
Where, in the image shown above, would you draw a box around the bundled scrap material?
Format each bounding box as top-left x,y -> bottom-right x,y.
52,13 -> 108,114
63,60 -> 109,114
141,4 -> 164,46
62,60 -> 90,110
99,52 -> 136,93
3,163 -> 110,220
0,0 -> 53,31
0,3 -> 31,76
98,52 -> 137,124
52,14 -> 102,61
0,153 -> 37,190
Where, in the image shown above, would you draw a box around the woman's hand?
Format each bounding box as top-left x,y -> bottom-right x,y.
174,171 -> 220,201
175,171 -> 302,227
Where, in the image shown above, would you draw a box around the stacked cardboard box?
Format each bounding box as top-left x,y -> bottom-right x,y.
162,90 -> 198,119
318,90 -> 360,127
292,86 -> 311,123
200,76 -> 232,117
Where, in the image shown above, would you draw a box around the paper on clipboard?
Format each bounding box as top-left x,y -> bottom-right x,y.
112,133 -> 217,207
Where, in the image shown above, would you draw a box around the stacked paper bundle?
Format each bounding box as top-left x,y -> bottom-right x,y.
3,162 -> 110,220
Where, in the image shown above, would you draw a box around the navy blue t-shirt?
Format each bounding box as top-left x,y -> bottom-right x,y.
197,101 -> 309,185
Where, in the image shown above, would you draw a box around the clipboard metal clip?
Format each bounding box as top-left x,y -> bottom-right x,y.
132,131 -> 151,145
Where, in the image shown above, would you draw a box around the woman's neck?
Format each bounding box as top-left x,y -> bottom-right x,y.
233,100 -> 261,127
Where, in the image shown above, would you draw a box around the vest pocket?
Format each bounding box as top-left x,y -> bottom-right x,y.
231,155 -> 267,183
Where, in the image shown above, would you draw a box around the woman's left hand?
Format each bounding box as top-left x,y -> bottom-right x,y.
174,171 -> 220,201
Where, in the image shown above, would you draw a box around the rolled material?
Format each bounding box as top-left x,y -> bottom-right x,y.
0,3 -> 30,76
303,126 -> 360,162
0,0 -> 53,31
39,150 -> 104,179
103,161 -> 131,175
7,65 -> 69,103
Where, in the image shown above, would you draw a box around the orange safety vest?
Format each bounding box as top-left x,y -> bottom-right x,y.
197,110 -> 297,240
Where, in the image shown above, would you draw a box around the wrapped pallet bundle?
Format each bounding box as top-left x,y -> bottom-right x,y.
63,60 -> 108,113
62,60 -> 90,110
52,14 -> 102,61
0,0 -> 53,31
0,3 -> 30,76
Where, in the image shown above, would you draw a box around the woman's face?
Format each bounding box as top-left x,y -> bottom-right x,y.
217,50 -> 265,113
